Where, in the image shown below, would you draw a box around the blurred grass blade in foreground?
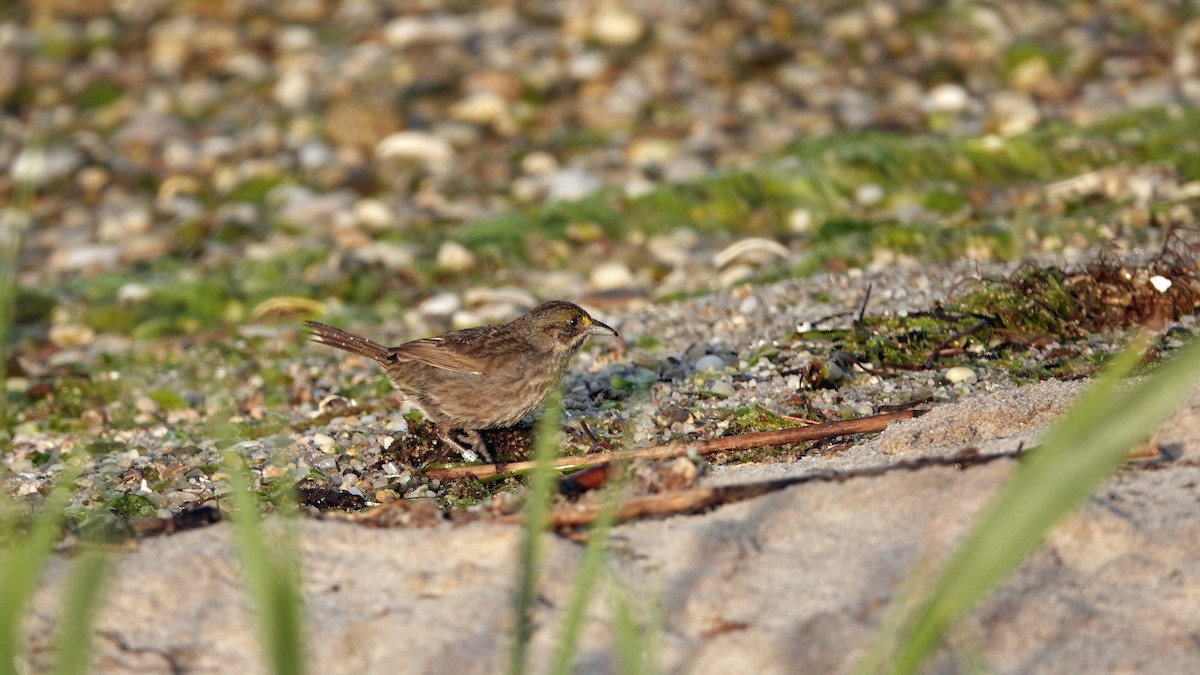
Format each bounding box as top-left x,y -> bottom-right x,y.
509,391 -> 563,675
550,473 -> 625,675
858,333 -> 1200,673
53,549 -> 108,675
0,465 -> 80,675
223,451 -> 306,675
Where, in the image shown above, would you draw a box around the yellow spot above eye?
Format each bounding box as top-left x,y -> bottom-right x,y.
581,316 -> 592,325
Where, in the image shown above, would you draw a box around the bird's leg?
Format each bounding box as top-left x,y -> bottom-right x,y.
438,428 -> 493,463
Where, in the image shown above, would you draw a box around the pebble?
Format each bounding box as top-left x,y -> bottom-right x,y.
353,199 -> 395,231
924,83 -> 972,114
788,209 -> 814,233
590,261 -> 636,290
375,132 -> 455,174
436,241 -> 477,273
450,92 -> 514,133
568,51 -> 609,81
627,137 -> 680,169
384,15 -> 470,48
546,168 -> 602,201
590,6 -> 645,46
117,282 -> 152,304
48,244 -> 121,273
10,146 -> 81,185
849,402 -> 875,417
278,191 -> 354,230
521,152 -> 559,175
418,292 -> 462,318
694,355 -> 727,372
855,184 -> 885,207
451,310 -> 483,330
945,366 -> 979,385
297,140 -> 334,170
709,380 -> 736,397
352,242 -> 414,270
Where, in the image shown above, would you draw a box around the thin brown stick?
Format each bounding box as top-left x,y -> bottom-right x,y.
424,409 -> 922,480
855,281 -> 873,328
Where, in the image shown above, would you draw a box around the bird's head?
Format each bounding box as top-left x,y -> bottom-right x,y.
524,301 -> 619,353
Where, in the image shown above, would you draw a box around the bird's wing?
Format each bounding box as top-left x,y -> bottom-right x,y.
390,338 -> 489,375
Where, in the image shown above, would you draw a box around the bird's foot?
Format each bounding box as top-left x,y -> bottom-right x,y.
439,428 -> 493,463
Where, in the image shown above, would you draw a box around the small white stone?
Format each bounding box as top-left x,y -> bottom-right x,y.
450,91 -> 512,130
376,132 -> 455,174
546,168 -> 602,201
709,380 -> 736,397
855,183 -> 885,207
118,282 -> 152,304
945,366 -> 978,385
273,69 -> 312,109
567,51 -> 609,81
354,199 -> 394,231
1150,275 -> 1172,293
925,83 -> 971,113
694,355 -> 727,372
788,208 -> 813,233
383,15 -> 468,48
627,137 -> 679,168
436,241 -> 476,273
590,261 -> 635,290
19,145 -> 81,186
419,292 -> 461,317
591,6 -> 645,46
298,140 -> 333,170
353,242 -> 414,270
451,310 -> 483,330
521,151 -> 558,175
849,402 -> 875,417
313,433 -> 336,450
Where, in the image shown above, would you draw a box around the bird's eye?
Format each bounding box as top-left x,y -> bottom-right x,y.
569,316 -> 579,327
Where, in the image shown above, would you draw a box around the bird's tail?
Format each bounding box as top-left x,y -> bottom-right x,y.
304,321 -> 390,362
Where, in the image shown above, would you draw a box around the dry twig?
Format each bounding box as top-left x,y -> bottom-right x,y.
424,409 -> 922,481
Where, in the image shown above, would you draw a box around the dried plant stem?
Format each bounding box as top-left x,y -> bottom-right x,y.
425,410 -> 922,481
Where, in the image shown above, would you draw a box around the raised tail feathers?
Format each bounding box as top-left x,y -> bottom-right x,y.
304,321 -> 390,362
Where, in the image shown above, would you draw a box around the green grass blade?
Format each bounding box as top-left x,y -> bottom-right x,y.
549,476 -> 626,675
0,465 -> 80,675
0,170 -> 33,377
608,582 -> 657,675
223,451 -> 306,675
53,549 -> 108,675
860,333 -> 1200,673
509,390 -> 564,675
